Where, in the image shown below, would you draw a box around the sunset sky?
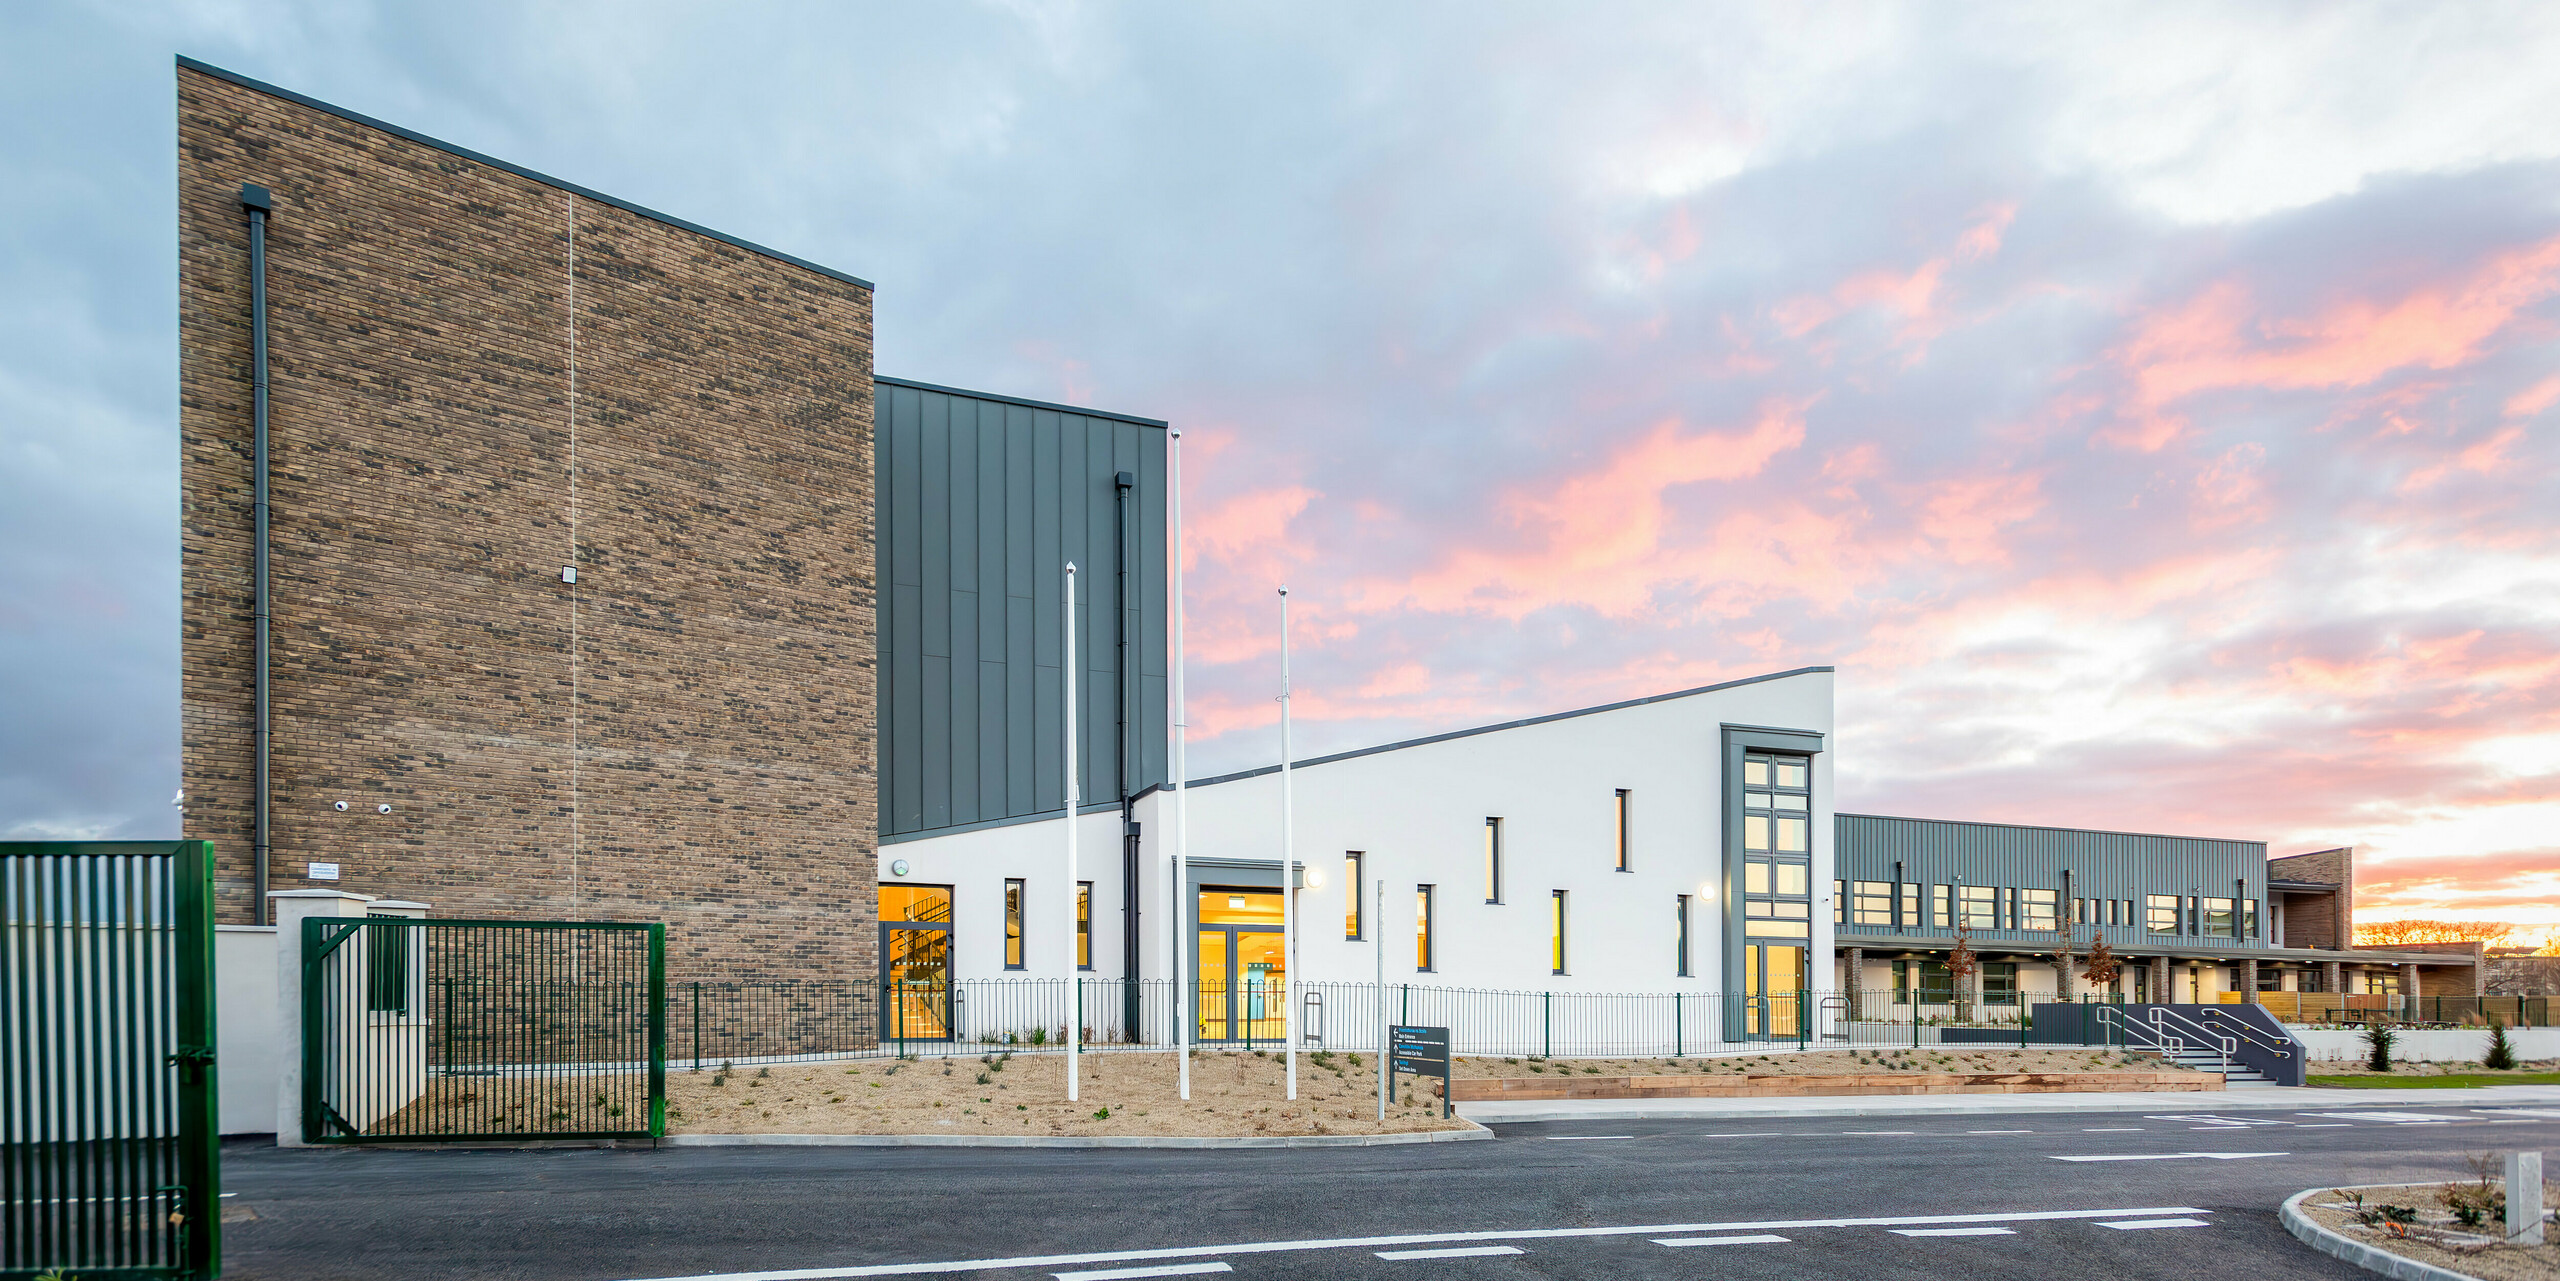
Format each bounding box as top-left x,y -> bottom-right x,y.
4,5 -> 2555,933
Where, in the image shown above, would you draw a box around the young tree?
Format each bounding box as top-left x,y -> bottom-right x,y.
2052,920 -> 2079,1001
2484,1016 -> 2518,1071
2081,930 -> 2122,993
1949,925 -> 1979,1024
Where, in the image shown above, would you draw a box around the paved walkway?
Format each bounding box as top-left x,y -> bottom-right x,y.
1456,1083 -> 2560,1123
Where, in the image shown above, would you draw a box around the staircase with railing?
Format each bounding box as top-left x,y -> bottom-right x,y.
2095,1003 -> 2302,1087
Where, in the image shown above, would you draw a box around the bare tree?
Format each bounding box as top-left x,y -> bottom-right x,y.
2052,918 -> 2079,1001
1949,925 -> 1979,1024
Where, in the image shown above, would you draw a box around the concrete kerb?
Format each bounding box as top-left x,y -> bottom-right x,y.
1459,1083 -> 2560,1124
2279,1187 -> 2479,1281
663,1121 -> 1494,1149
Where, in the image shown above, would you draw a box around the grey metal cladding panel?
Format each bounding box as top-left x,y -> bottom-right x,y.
889,581 -> 925,831
978,658 -> 1006,819
1136,436 -> 1169,788
947,417 -> 981,828
1007,593 -> 1035,816
1836,815 -> 2266,901
888,386 -> 925,588
922,653 -> 952,830
920,395 -> 952,658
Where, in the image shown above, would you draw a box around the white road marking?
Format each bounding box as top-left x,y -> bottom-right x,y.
1376,1246 -> 1524,1260
1656,1234 -> 1791,1247
2476,1108 -> 2560,1119
612,1206 -> 2217,1280
1967,1130 -> 2034,1134
1893,1227 -> 2016,1237
1545,1135 -> 1634,1141
2097,1218 -> 2210,1230
2082,1127 -> 2145,1132
2050,1152 -> 2286,1163
1841,1130 -> 1915,1135
2303,1111 -> 2449,1123
2295,1124 -> 2352,1128
1053,1266 -> 1230,1281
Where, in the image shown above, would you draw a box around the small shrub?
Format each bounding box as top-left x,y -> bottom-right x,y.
2484,1018 -> 2517,1071
2364,1023 -> 2396,1072
756,1067 -> 771,1079
1092,1107 -> 1111,1120
1347,1053 -> 1362,1067
1028,1027 -> 1048,1046
976,1071 -> 992,1085
711,1074 -> 727,1087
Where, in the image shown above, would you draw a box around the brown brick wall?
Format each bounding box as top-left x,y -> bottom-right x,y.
178,67 -> 876,981
2269,846 -> 2352,950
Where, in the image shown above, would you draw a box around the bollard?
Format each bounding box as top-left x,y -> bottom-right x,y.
2509,1150 -> 2544,1246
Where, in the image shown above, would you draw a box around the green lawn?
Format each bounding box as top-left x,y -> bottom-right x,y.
2305,1071 -> 2560,1089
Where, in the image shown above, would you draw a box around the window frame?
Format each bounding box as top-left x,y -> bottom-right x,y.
1550,889 -> 1567,975
2145,894 -> 2181,935
1851,880 -> 1895,927
1613,789 -> 1632,872
1483,818 -> 1503,904
2020,888 -> 2058,932
1931,884 -> 1952,928
1415,884 -> 1436,972
1676,894 -> 1692,977
1345,852 -> 1365,940
1076,879 -> 1094,970
1003,878 -> 1026,970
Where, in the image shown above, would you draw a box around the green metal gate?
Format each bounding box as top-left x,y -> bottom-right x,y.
3,841 -> 221,1281
302,919 -> 663,1143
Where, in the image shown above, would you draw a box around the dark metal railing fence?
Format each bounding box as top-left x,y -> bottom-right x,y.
2,840 -> 220,1281
303,918 -> 664,1142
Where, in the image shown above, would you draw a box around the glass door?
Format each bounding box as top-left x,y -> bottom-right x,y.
1744,943 -> 1806,1038
1194,888 -> 1283,1043
881,884 -> 954,1040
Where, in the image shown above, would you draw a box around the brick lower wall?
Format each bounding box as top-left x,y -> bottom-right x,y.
178,67 -> 877,982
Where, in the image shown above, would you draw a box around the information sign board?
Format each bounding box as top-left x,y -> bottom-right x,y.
1390,1024 -> 1452,1117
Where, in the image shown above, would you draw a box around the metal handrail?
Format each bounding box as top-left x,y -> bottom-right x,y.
2192,1005 -> 2295,1060
2141,1006 -> 2241,1073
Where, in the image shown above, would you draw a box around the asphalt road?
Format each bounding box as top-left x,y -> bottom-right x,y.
218,1101 -> 2560,1280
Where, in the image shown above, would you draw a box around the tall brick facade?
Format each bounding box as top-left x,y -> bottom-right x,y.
2269,845 -> 2352,951
178,64 -> 877,980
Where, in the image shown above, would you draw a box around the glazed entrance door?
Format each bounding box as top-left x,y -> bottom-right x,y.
1744,943 -> 1806,1038
1194,888 -> 1284,1043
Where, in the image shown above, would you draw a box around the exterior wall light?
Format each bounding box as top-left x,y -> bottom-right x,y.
377,803 -> 392,814
888,859 -> 910,877
333,800 -> 348,811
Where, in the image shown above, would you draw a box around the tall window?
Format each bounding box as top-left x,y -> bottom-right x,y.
2146,894 -> 2180,935
1676,894 -> 1691,977
1415,885 -> 1435,972
1852,880 -> 1895,926
1834,880 -> 1845,924
1345,852 -> 1365,940
1957,885 -> 1997,929
1613,789 -> 1631,871
1900,882 -> 1921,929
1741,751 -> 1813,940
2021,888 -> 2058,931
1931,884 -> 1952,928
1003,879 -> 1026,969
1982,962 -> 2020,1006
2244,898 -> 2260,938
1076,880 -> 1093,969
1550,891 -> 1568,975
1483,818 -> 1503,903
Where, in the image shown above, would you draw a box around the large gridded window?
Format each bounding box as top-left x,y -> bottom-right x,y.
1004,879 -> 1026,969
1614,790 -> 1631,872
1741,751 -> 1813,940
1483,819 -> 1503,904
2204,896 -> 2235,938
1345,852 -> 1364,940
1415,885 -> 1435,971
1957,885 -> 1997,929
2146,894 -> 2181,935
1852,880 -> 1896,926
2020,888 -> 2058,932
1982,961 -> 2020,1006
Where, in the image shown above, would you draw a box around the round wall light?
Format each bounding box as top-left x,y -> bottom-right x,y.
377,803 -> 393,814
333,800 -> 348,812
888,859 -> 910,877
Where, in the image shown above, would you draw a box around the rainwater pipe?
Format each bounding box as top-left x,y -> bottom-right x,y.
243,182 -> 274,924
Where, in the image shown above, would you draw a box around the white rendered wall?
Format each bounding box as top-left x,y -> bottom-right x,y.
889,669 -> 1833,996
215,924 -> 281,1135
2294,1026 -> 2560,1062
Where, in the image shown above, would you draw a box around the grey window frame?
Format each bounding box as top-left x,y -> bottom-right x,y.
1416,884 -> 1436,972
1676,894 -> 1692,977
1550,889 -> 1567,976
1345,852 -> 1364,940
1614,789 -> 1632,872
1004,878 -> 1027,969
1483,818 -> 1503,904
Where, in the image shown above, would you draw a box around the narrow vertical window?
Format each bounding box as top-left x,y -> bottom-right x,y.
1003,878 -> 1026,969
1345,852 -> 1364,940
1931,884 -> 1952,928
1550,890 -> 1567,975
1483,818 -> 1503,903
1076,880 -> 1093,969
1900,882 -> 1920,929
1675,894 -> 1691,977
1415,885 -> 1435,972
1613,789 -> 1631,871
1833,879 -> 1845,925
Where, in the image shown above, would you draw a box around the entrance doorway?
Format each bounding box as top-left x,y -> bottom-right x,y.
1743,942 -> 1806,1038
881,883 -> 954,1039
1195,887 -> 1285,1043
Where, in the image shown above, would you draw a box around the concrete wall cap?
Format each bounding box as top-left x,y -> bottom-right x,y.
366,900 -> 432,912
267,889 -> 376,902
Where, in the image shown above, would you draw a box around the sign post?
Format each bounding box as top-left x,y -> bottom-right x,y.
1390,1024 -> 1452,1119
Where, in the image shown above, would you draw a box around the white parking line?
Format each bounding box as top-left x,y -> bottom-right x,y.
1053,1265 -> 1230,1281
2082,1127 -> 2145,1132
2296,1124 -> 2352,1128
2097,1218 -> 2210,1231
1656,1234 -> 1791,1247
1545,1135 -> 1634,1141
2050,1152 -> 2286,1162
1376,1246 -> 1524,1260
1894,1227 -> 2016,1237
612,1206 -> 2217,1279
1841,1130 -> 1915,1135
1967,1130 -> 2034,1134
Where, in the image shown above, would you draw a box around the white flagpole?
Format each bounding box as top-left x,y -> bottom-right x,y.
1279,585 -> 1296,1102
1063,561 -> 1079,1104
1169,430 -> 1189,1102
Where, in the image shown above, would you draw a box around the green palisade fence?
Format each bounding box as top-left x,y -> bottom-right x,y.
302,919 -> 663,1143
2,840 -> 220,1281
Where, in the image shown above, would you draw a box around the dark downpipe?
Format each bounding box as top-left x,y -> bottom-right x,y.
1114,470 -> 1139,1034
244,182 -> 274,925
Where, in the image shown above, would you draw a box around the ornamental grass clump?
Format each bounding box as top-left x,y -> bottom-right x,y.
2364,1022 -> 2396,1072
